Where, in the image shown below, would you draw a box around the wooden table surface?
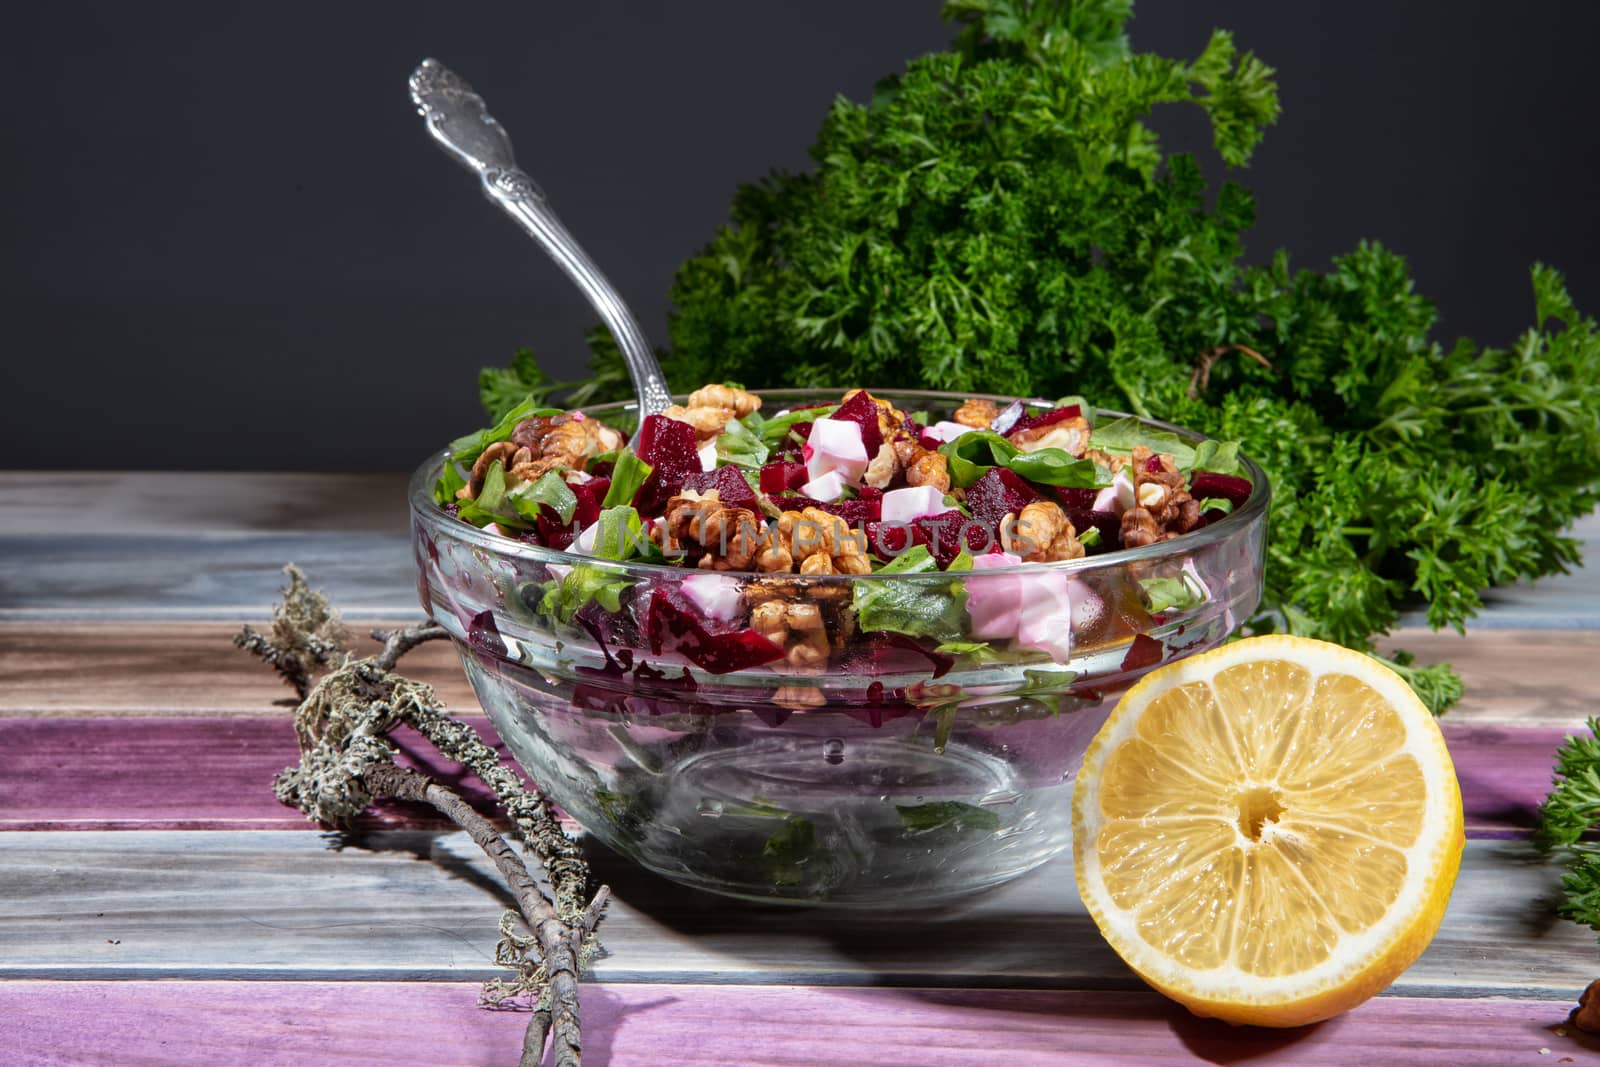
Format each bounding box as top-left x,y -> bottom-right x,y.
4,471 -> 1600,1066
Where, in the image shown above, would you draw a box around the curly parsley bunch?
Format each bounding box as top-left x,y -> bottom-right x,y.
485,0 -> 1600,711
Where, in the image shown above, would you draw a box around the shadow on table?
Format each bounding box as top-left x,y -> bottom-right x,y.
581,838 -> 1130,988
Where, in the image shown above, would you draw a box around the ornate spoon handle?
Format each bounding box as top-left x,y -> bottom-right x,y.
409,58 -> 672,419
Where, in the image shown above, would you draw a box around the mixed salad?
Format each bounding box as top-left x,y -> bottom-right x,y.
431,386 -> 1254,677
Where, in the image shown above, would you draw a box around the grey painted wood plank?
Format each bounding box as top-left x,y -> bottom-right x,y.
2,982 -> 1589,1067
0,533 -> 419,619
0,472 -> 411,535
0,831 -> 1586,999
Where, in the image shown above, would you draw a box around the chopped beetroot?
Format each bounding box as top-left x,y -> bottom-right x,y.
1145,455 -> 1164,473
1190,471 -> 1253,508
759,461 -> 808,495
880,633 -> 955,678
1084,510 -> 1123,550
830,389 -> 885,457
912,509 -> 990,567
467,610 -> 505,656
645,588 -> 785,673
964,467 -> 1043,539
1201,507 -> 1231,526
768,494 -> 882,526
571,477 -> 609,530
1008,404 -> 1081,436
535,514 -> 577,550
632,415 -> 701,513
1120,633 -> 1165,672
989,400 -> 1025,435
587,459 -> 616,480
681,464 -> 762,513
865,520 -> 921,557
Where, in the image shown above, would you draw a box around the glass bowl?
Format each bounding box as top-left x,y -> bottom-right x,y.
410,389 -> 1268,907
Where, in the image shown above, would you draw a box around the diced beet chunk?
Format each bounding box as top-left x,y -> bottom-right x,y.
1009,404 -> 1081,436
632,415 -> 701,513
759,461 -> 808,495
964,467 -> 1043,540
681,464 -> 761,513
768,494 -> 882,526
1189,472 -> 1254,507
1084,510 -> 1123,550
911,509 -> 991,567
536,513 -> 577,549
830,389 -> 885,457
571,477 -> 609,529
645,588 -> 785,673
1121,633 -> 1165,671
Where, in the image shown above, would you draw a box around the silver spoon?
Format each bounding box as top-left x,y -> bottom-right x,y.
408,58 -> 673,423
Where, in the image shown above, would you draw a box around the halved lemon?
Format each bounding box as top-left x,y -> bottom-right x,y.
1072,635 -> 1464,1027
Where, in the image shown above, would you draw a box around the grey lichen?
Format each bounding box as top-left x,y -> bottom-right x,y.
239,566 -> 607,1067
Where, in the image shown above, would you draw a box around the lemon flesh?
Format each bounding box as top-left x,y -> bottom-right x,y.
1073,636 -> 1464,1027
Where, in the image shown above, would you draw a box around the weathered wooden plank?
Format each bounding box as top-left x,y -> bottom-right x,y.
0,832 -> 1586,998
0,622 -> 474,716
0,715 -> 1567,837
0,472 -> 411,536
3,621 -> 1595,727
0,981 -> 1588,1067
0,533 -> 419,620
0,716 -> 526,831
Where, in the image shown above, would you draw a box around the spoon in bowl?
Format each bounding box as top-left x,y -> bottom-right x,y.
408,58 -> 672,425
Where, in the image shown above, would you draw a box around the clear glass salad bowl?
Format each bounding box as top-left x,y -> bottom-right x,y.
410,389 -> 1268,906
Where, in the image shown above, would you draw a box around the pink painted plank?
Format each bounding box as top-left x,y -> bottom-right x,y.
0,716 -> 1569,835
0,715 -> 523,831
0,981 -> 1590,1066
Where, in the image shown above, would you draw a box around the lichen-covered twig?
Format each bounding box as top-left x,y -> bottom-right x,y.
232,564 -> 347,699
238,568 -> 608,1067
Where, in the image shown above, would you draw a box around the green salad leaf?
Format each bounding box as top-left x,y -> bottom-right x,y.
715,416 -> 769,469
511,470 -> 578,525
448,397 -> 562,467
852,545 -> 971,641
1139,574 -> 1206,614
897,801 -> 1000,835
602,451 -> 653,508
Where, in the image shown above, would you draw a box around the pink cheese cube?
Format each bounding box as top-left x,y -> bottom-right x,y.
880,485 -> 949,524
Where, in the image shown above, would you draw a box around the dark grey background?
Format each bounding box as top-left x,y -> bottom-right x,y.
6,2 -> 1597,471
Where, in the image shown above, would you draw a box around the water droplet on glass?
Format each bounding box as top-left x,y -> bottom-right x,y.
696,799 -> 724,818
822,738 -> 845,765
